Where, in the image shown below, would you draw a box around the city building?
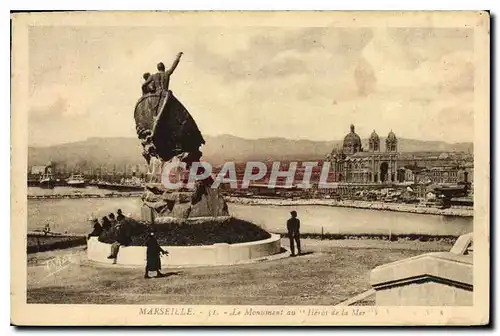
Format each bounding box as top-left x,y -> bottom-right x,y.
327,124 -> 473,186
30,165 -> 48,175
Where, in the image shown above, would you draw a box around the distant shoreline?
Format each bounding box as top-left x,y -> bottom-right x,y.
225,196 -> 474,217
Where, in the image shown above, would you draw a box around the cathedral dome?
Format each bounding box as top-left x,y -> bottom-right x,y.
369,130 -> 379,140
343,124 -> 362,151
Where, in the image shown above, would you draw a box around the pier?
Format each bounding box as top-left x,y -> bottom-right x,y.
28,192 -> 143,200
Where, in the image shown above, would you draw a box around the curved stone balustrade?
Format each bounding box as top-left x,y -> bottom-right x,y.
87,233 -> 282,267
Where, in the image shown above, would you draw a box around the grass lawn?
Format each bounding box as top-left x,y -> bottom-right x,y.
27,238 -> 452,305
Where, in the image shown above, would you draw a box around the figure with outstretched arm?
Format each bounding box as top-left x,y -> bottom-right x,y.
142,52 -> 183,94
166,51 -> 183,76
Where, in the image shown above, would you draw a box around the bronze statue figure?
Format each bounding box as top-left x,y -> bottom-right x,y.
134,52 -> 205,165
134,52 -> 228,219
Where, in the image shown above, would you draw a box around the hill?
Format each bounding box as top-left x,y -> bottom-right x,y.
28,135 -> 473,169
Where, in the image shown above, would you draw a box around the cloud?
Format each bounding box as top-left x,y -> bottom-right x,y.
191,27 -> 373,82
354,57 -> 377,96
28,96 -> 67,122
27,25 -> 474,146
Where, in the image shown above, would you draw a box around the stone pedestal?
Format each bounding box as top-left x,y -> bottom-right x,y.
370,233 -> 473,306
141,187 -> 229,222
141,205 -> 155,224
140,158 -> 229,221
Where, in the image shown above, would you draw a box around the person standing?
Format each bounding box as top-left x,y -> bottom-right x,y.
144,231 -> 168,279
287,210 -> 302,256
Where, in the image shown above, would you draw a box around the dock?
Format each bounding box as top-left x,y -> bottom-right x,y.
28,192 -> 142,200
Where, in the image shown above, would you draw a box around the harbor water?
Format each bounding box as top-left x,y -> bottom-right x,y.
27,187 -> 473,237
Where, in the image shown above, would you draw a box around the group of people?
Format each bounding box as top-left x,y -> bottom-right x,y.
87,208 -> 302,279
87,209 -> 132,264
87,209 -> 168,278
87,209 -> 126,239
141,52 -> 183,95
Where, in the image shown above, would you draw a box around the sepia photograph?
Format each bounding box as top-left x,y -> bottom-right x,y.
10,10 -> 490,326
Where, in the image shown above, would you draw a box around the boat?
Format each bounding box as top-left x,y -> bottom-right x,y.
433,184 -> 469,198
39,173 -> 55,189
97,177 -> 145,192
66,174 -> 87,188
27,178 -> 40,187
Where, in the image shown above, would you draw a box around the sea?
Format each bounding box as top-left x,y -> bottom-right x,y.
27,187 -> 473,236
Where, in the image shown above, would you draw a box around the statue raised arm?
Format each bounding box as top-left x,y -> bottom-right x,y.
142,52 -> 184,94
166,52 -> 183,76
134,52 -> 205,165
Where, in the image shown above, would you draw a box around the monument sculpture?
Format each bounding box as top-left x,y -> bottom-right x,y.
87,53 -> 282,267
133,53 -> 229,220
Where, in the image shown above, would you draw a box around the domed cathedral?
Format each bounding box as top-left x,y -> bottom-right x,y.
326,124 -> 473,188
343,124 -> 362,155
328,125 -> 400,184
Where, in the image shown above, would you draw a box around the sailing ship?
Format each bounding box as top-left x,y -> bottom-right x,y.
65,174 -> 87,188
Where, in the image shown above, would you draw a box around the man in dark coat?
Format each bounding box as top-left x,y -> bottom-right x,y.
144,232 -> 168,279
287,210 -> 302,256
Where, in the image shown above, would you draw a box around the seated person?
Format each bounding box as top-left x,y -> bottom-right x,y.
42,223 -> 51,236
108,213 -> 117,227
101,216 -> 111,231
116,209 -> 125,222
88,219 -> 103,239
107,219 -> 132,264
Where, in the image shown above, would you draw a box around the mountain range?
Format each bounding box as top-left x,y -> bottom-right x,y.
28,135 -> 473,169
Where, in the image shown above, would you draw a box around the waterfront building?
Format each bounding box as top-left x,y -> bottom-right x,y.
30,165 -> 47,175
327,124 -> 473,186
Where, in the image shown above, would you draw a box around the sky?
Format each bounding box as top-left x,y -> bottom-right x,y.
27,25 -> 474,147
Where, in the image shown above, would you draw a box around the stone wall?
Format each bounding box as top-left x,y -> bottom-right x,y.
370,232 -> 473,306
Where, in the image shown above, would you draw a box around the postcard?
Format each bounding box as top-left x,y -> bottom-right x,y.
11,10 -> 490,326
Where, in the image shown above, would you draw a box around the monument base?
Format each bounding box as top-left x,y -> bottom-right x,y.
88,233 -> 282,267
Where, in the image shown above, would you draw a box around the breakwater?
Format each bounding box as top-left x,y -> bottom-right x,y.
225,197 -> 473,217
28,192 -> 143,200
27,232 -> 87,254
